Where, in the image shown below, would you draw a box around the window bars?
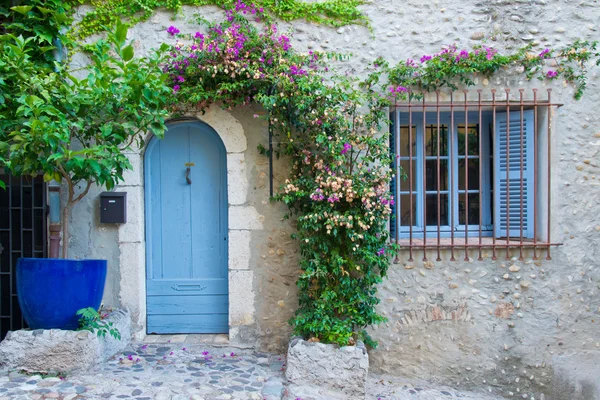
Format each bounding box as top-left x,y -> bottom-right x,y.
0,174 -> 47,340
390,88 -> 562,262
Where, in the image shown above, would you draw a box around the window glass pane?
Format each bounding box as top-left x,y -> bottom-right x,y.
425,125 -> 448,156
425,193 -> 449,226
459,193 -> 481,225
457,124 -> 480,156
399,194 -> 417,226
425,160 -> 448,191
399,160 -> 417,191
399,126 -> 417,157
458,159 -> 480,191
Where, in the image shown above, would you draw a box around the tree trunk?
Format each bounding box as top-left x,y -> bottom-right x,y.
61,202 -> 72,259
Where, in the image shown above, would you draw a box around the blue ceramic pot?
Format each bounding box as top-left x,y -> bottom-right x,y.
16,258 -> 107,330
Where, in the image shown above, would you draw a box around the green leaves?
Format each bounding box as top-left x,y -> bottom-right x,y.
122,45 -> 134,62
1,16 -> 172,257
76,307 -> 122,340
10,5 -> 33,15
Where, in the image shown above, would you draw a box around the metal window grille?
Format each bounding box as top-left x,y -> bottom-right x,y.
390,88 -> 561,262
0,174 -> 47,340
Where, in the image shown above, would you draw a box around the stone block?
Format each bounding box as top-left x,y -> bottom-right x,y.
118,242 -> 146,332
227,153 -> 248,205
550,353 -> 600,400
229,230 -> 251,270
0,309 -> 131,374
119,153 -> 143,187
229,270 -> 255,326
229,206 -> 263,230
285,337 -> 369,399
195,106 -> 247,153
116,185 -> 145,243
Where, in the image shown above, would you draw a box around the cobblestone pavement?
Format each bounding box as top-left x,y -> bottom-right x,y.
0,343 -> 286,400
0,340 -> 506,400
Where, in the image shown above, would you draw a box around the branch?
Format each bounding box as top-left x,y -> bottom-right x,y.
72,180 -> 93,205
57,164 -> 74,203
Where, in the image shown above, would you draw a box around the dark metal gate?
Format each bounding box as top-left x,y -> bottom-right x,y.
0,174 -> 47,340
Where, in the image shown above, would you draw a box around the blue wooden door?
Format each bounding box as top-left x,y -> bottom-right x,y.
145,120 -> 228,334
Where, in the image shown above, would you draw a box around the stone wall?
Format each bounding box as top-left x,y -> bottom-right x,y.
65,1 -> 600,397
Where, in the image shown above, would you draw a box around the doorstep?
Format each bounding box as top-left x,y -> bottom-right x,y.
142,334 -> 229,345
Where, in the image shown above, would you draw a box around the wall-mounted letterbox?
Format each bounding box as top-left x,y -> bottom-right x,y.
100,192 -> 127,224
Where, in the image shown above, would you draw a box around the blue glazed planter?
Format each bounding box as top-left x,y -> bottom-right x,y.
16,258 -> 107,330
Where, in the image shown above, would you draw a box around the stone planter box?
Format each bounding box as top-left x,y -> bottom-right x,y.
0,309 -> 130,374
285,337 -> 369,399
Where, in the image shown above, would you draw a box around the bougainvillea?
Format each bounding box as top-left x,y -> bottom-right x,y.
383,41 -> 600,100
162,3 -> 599,346
165,3 -> 394,346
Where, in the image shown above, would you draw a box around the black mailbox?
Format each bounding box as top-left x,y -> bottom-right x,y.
100,192 -> 127,223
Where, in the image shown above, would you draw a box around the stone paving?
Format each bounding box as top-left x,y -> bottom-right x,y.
0,339 -> 505,400
0,342 -> 286,400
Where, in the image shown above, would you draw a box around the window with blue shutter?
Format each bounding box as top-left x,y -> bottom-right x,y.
389,89 -> 558,260
494,110 -> 535,239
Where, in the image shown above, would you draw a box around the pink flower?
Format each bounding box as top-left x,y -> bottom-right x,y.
420,55 -> 432,63
167,26 -> 180,36
547,70 -> 558,78
341,143 -> 351,155
539,48 -> 550,58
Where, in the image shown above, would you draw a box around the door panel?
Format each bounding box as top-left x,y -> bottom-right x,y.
145,121 -> 228,334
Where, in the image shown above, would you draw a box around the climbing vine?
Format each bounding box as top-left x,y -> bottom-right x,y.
69,0 -> 368,39
2,0 -> 599,346
382,41 -> 600,100
165,3 -> 394,347
161,2 -> 599,346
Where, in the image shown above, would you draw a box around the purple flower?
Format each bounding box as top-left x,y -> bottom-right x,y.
547,70 -> 558,78
141,344 -> 148,350
539,48 -> 550,58
177,75 -> 185,83
202,351 -> 209,356
310,189 -> 325,201
459,49 -> 469,59
341,142 -> 351,155
194,32 -> 204,39
182,347 -> 187,351
230,352 -> 235,357
376,248 -> 385,256
169,351 -> 174,355
327,195 -> 340,203
173,85 -> 181,93
167,26 -> 180,36
420,54 -> 432,63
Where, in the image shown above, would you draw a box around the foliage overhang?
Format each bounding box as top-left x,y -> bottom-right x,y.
1,0 -> 599,345
162,4 -> 599,345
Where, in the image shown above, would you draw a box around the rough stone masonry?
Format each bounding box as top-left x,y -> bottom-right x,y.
63,1 -> 600,398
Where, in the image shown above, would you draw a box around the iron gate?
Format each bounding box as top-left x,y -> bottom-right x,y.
0,174 -> 47,340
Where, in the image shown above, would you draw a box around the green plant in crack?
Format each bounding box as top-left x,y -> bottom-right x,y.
76,307 -> 121,340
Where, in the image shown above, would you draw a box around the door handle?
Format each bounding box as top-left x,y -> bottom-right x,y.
171,284 -> 207,291
185,167 -> 192,184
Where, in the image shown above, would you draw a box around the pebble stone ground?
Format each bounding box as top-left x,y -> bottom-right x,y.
0,336 -> 504,400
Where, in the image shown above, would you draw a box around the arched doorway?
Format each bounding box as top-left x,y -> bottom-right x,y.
144,120 -> 228,334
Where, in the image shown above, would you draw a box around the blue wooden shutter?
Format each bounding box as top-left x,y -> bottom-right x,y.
389,111 -> 397,239
494,110 -> 534,238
